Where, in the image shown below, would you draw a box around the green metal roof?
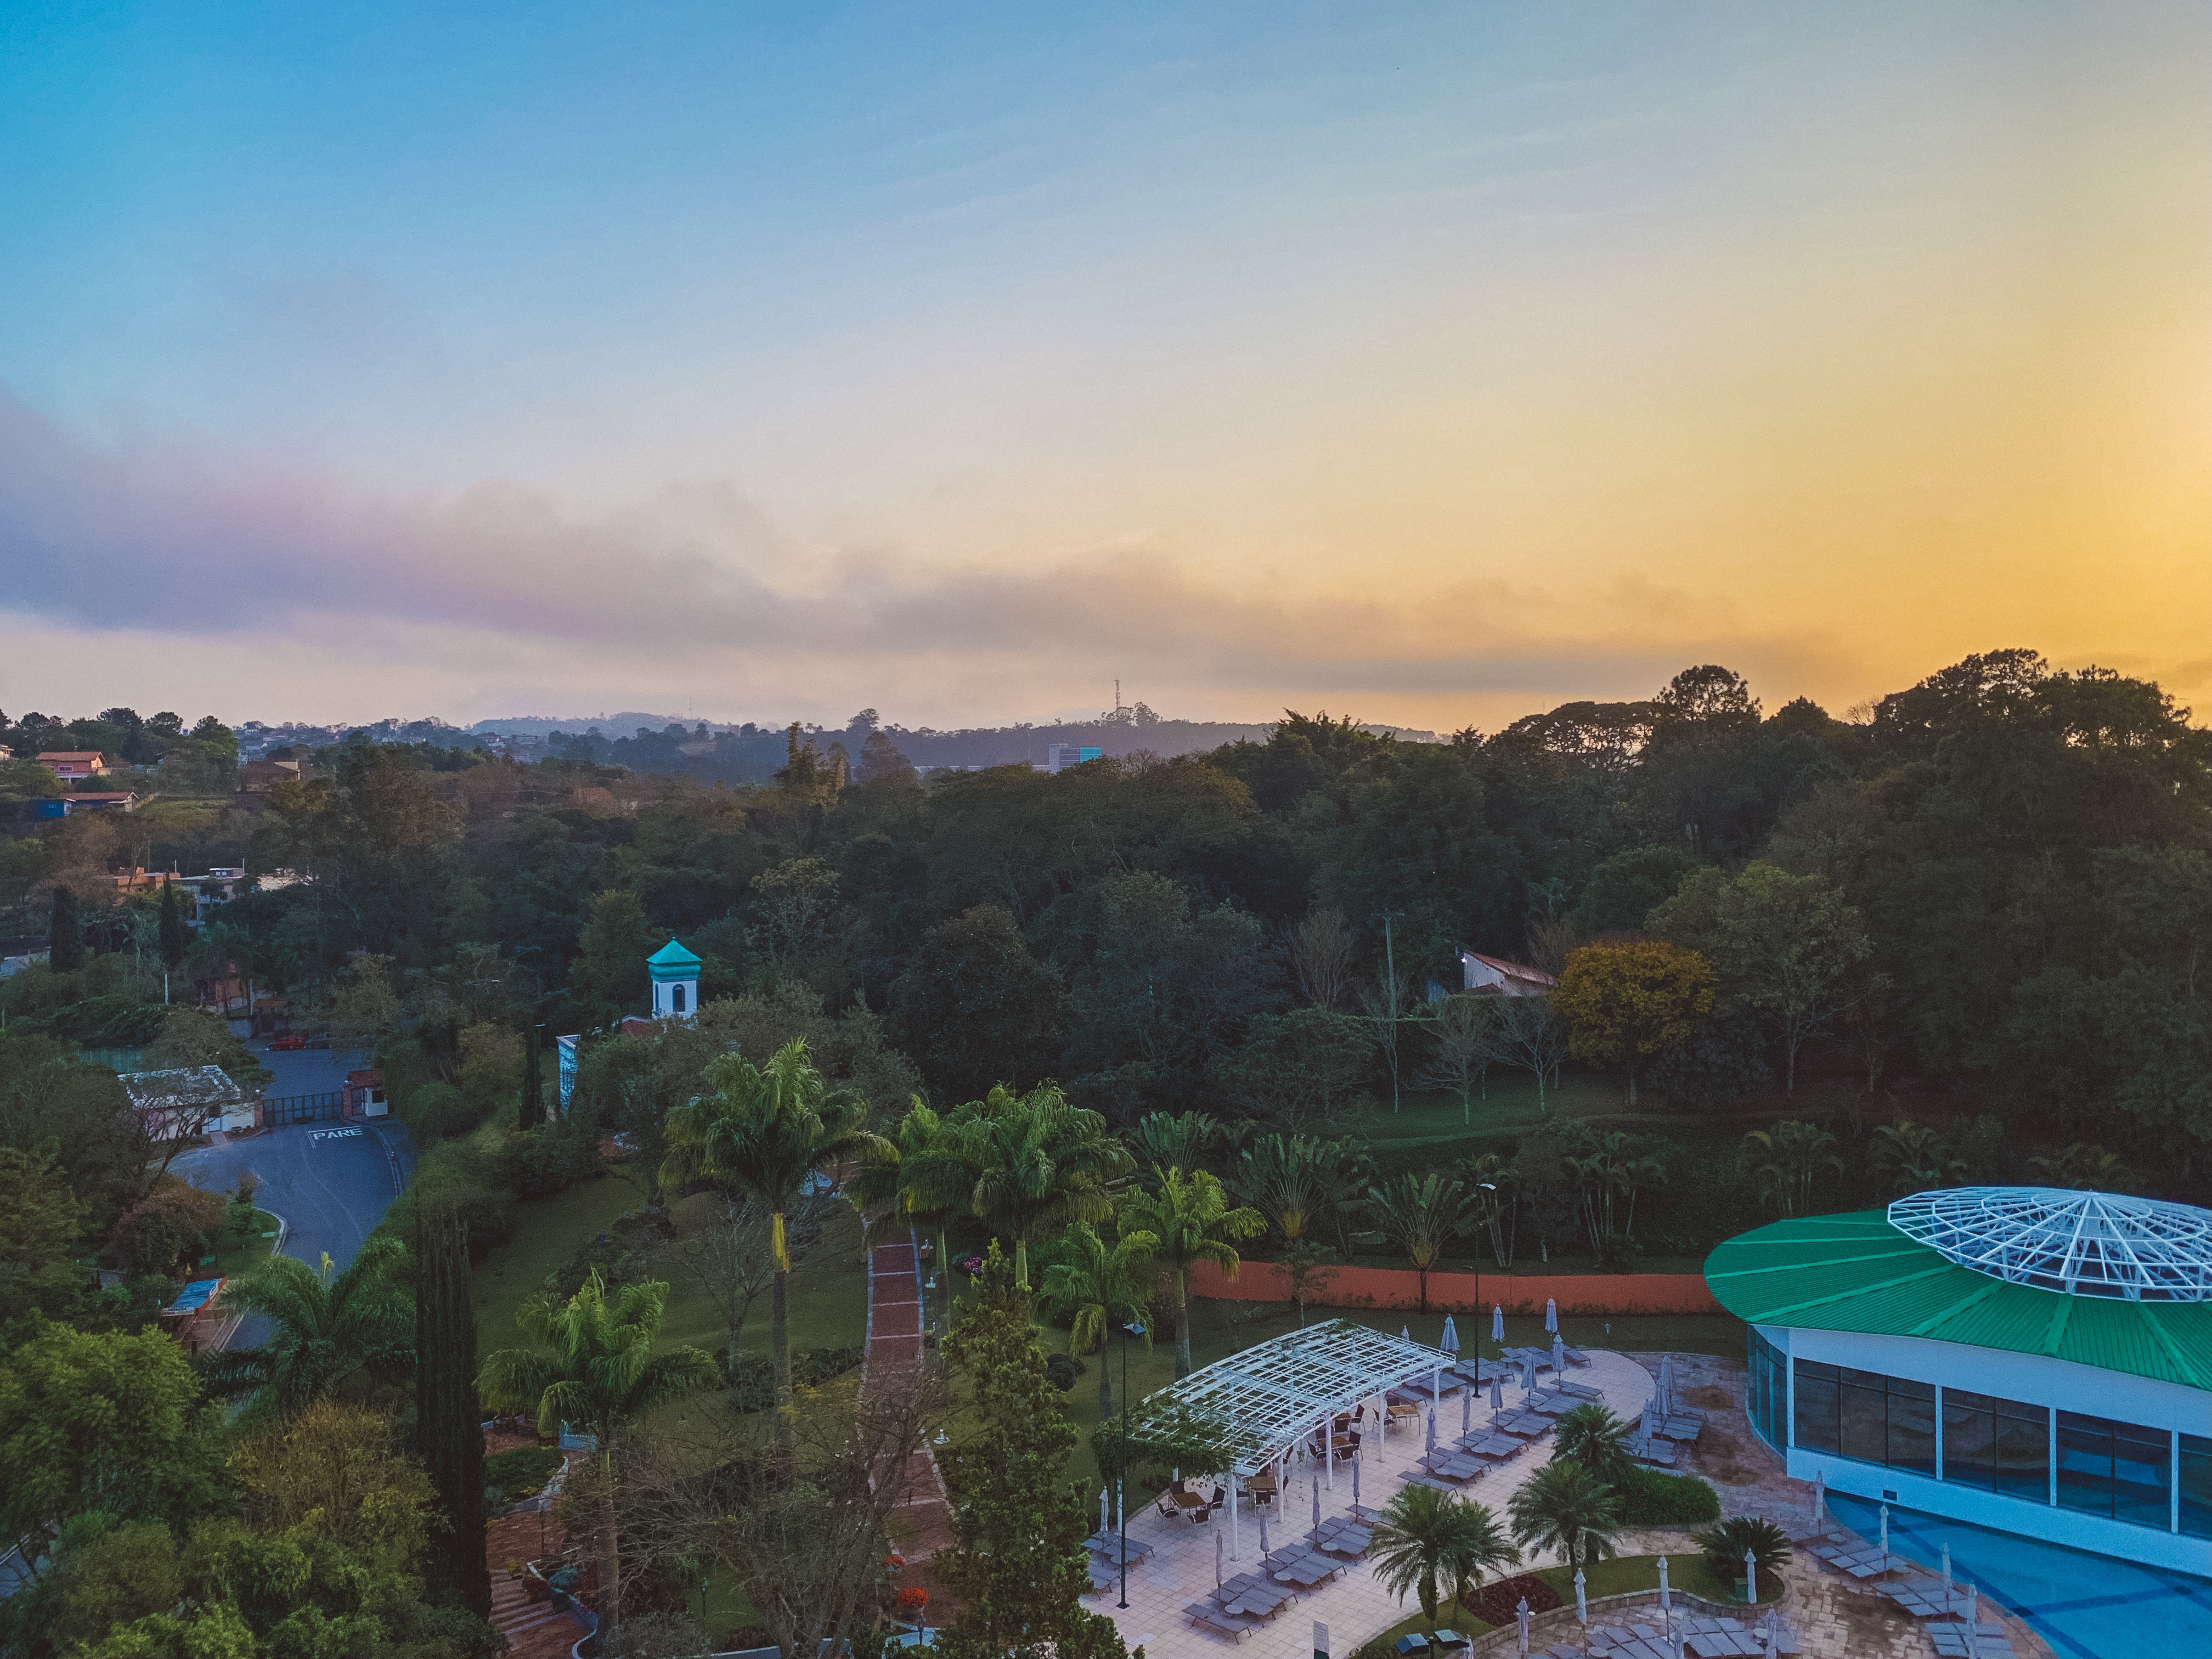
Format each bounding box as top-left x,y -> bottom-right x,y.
1703,1211 -> 2212,1392
646,938 -> 702,980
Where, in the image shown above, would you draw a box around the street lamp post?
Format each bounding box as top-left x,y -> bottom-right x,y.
1118,1320 -> 1144,1610
1473,1182 -> 1496,1361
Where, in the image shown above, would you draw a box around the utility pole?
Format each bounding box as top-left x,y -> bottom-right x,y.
1383,913 -> 1401,1113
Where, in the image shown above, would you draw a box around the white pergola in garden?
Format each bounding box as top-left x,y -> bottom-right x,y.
1128,1319 -> 1458,1561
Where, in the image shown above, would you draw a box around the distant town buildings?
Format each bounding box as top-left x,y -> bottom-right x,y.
1044,743 -> 1104,774
35,751 -> 108,780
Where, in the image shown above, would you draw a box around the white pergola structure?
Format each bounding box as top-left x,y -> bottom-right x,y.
1889,1187 -> 2212,1301
1128,1319 -> 1458,1560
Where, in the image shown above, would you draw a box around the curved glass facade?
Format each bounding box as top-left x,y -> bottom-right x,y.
1747,1325 -> 1786,1452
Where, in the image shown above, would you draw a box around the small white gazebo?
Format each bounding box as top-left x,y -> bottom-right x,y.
1127,1319 -> 1458,1560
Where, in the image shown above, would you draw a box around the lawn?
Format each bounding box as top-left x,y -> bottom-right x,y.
468,1167 -> 868,1364
208,1207 -> 283,1279
1360,1551 -> 1782,1649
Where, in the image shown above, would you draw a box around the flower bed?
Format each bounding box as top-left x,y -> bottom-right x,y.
1460,1572 -> 1565,1625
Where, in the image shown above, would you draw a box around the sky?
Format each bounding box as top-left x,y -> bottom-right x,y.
1,2 -> 2207,733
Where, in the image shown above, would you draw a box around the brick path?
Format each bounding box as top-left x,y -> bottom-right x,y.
866,1234 -> 956,1623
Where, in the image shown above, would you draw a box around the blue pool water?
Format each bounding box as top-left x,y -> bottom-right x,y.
1826,1494 -> 2212,1659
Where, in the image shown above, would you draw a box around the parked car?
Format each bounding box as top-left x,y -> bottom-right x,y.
268,1033 -> 307,1051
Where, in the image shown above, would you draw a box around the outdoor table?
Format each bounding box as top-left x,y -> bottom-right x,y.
1245,1474 -> 1279,1505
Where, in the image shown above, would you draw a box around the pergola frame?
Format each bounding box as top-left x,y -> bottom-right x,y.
1889,1188 -> 2212,1303
1131,1318 -> 1458,1477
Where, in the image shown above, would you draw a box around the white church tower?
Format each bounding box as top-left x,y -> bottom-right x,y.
646,938 -> 701,1022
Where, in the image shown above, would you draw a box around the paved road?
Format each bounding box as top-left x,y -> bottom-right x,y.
170,1043 -> 415,1348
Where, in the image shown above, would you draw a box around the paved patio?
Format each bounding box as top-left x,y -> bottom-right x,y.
1093,1348 -> 1656,1657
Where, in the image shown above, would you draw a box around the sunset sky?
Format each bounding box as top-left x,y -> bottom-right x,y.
3,3 -> 2207,732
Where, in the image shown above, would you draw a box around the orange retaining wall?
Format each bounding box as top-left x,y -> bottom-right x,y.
1187,1259 -> 1723,1316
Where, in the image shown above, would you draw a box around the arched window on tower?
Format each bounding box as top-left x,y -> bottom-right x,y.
673,984 -> 686,1014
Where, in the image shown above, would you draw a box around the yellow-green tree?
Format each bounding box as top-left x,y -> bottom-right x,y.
1551,941 -> 1714,1107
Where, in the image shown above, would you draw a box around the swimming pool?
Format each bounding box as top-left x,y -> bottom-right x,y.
1825,1493 -> 2212,1659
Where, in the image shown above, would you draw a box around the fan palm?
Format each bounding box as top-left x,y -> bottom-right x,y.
1692,1515 -> 1792,1588
1365,1172 -> 1475,1314
1508,1457 -> 1624,1574
1742,1120 -> 1842,1218
659,1039 -> 891,1437
1128,1110 -> 1222,1185
923,1083 -> 1131,1290
1118,1165 -> 1263,1377
1038,1221 -> 1156,1416
1552,1403 -> 1637,1492
207,1235 -> 413,1415
478,1269 -> 718,1632
1369,1482 -> 1520,1634
1230,1132 -> 1334,1245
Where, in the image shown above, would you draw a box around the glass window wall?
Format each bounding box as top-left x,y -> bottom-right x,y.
1792,1361 -> 1935,1475
2182,1434 -> 2212,1540
2057,1411 -> 2174,1529
1941,1389 -> 2050,1502
1747,1328 -> 1786,1452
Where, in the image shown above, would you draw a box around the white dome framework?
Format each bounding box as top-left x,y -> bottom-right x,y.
1888,1187 -> 2212,1303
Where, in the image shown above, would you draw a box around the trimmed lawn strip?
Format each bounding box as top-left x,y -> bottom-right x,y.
209,1208 -> 283,1279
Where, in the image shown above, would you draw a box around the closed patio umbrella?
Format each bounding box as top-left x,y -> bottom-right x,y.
1812,1468 -> 1825,1531
1516,1597 -> 1531,1656
1941,1544 -> 1951,1607
1657,1353 -> 1673,1415
1401,1324 -> 1412,1341
1545,1297 -> 1558,1333
1216,1528 -> 1224,1587
1101,1487 -> 1110,1534
1259,1510 -> 1271,1559
1658,1554 -> 1670,1612
1965,1583 -> 1977,1628
1491,1370 -> 1503,1410
1352,1449 -> 1361,1509
1462,1387 -> 1472,1437
1426,1402 -> 1437,1455
1745,1549 -> 1757,1606
1492,1304 -> 1505,1344
1878,1502 -> 1889,1568
1313,1476 -> 1322,1542
1441,1314 -> 1460,1355
1552,1333 -> 1565,1374
1575,1567 -> 1587,1625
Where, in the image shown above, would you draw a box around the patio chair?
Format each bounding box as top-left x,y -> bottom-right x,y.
1393,1636 -> 1430,1657
1154,1492 -> 1181,1522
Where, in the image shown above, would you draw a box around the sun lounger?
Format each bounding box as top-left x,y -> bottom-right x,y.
1186,1601 -> 1263,1641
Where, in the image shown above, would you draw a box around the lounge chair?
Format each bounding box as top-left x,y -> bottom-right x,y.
1184,1602 -> 1261,1642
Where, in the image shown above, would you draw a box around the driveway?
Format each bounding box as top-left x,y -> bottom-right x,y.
169,1043 -> 415,1348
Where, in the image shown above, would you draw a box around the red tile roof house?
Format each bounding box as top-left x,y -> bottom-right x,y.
36,751 -> 109,780
1458,949 -> 1559,996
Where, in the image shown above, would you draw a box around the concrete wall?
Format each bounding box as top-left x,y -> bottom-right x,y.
1188,1257 -> 1724,1315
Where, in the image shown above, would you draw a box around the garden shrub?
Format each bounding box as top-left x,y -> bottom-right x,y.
1459,1571 -> 1564,1625
401,1081 -> 484,1145
483,1446 -> 565,1501
1615,1465 -> 1720,1526
1043,1352 -> 1085,1392
725,1356 -> 775,1412
110,1177 -> 225,1274
793,1344 -> 864,1386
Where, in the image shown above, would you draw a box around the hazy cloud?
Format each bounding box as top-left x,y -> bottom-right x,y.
0,396 -> 1846,713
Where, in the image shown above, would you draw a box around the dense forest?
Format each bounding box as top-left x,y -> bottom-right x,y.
4,647 -> 2206,1214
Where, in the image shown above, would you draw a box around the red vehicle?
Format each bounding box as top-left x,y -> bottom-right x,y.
267,1032 -> 307,1051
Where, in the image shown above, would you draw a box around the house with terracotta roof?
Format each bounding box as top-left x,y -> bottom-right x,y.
1458,949 -> 1558,996
36,751 -> 109,780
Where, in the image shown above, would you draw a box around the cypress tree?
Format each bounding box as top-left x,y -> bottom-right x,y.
48,887 -> 83,973
157,881 -> 188,971
415,1204 -> 490,1616
518,1025 -> 544,1130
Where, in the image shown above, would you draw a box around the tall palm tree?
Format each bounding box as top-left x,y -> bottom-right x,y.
844,1098 -> 961,1263
478,1270 -> 718,1634
1128,1110 -> 1222,1184
1037,1221 -> 1156,1417
659,1039 -> 892,1435
924,1084 -> 1131,1290
1370,1483 -> 1520,1635
1365,1172 -> 1474,1314
207,1235 -> 413,1415
1509,1458 -> 1624,1575
1119,1165 -> 1263,1377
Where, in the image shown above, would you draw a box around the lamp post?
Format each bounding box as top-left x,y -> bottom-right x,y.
1472,1182 -> 1496,1362
1118,1320 -> 1145,1610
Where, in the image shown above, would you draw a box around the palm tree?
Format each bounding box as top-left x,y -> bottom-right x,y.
659,1039 -> 891,1435
1120,1165 -> 1264,1376
1509,1458 -> 1624,1575
1230,1132 -> 1334,1246
1038,1221 -> 1156,1416
1552,1404 -> 1637,1491
1370,1483 -> 1520,1635
207,1236 -> 413,1415
1692,1515 -> 1792,1592
478,1269 -> 718,1633
930,1084 -> 1132,1290
1871,1120 -> 1963,1195
2029,1142 -> 2135,1190
1128,1110 -> 1222,1182
844,1098 -> 962,1268
1364,1172 -> 1474,1314
1743,1120 -> 1842,1218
